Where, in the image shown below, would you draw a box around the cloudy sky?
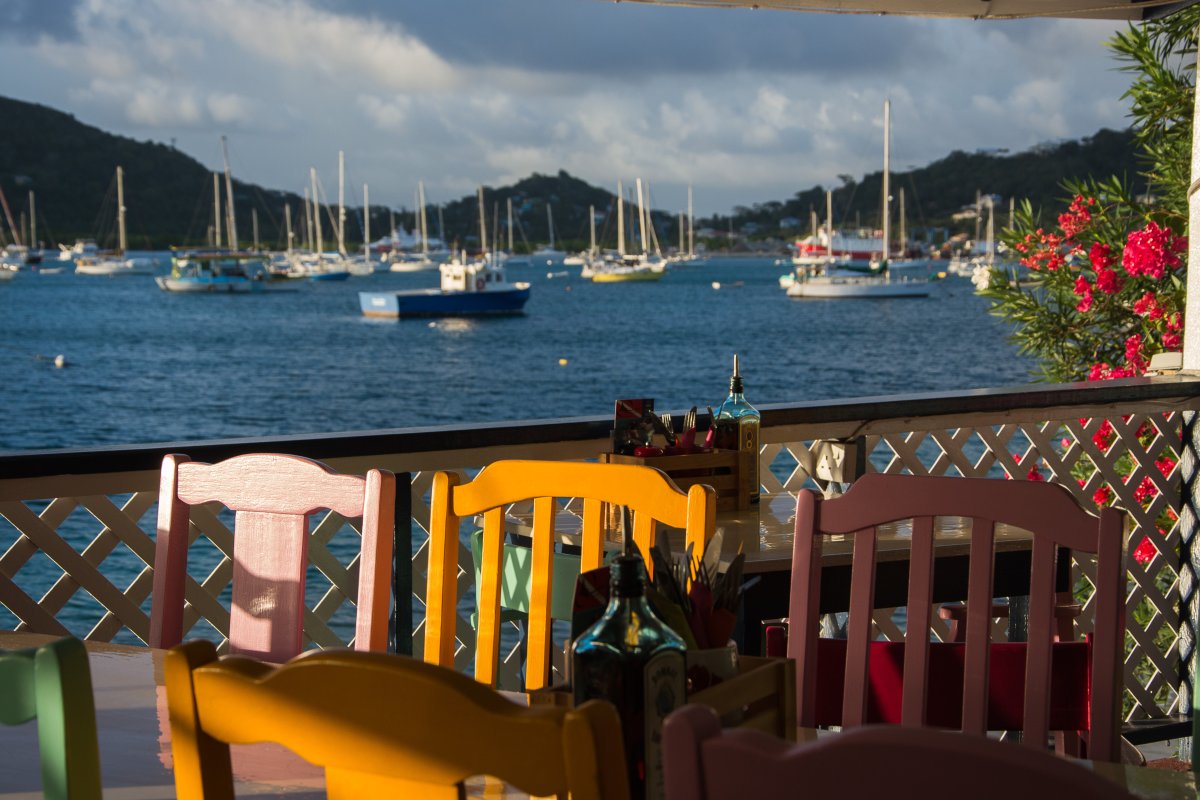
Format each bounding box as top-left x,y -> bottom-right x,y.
0,0 -> 1133,217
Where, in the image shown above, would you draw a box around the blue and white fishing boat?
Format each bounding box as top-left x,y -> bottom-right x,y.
156,251 -> 271,293
360,254 -> 531,318
361,187 -> 531,318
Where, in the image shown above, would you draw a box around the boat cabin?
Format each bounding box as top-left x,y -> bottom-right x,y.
439,256 -> 508,293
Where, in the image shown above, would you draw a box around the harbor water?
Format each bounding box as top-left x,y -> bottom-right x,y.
1,256 -> 1031,451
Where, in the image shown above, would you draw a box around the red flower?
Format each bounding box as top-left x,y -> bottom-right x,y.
1123,222 -> 1184,279
1134,475 -> 1158,504
1057,196 -> 1095,240
1157,456 -> 1176,477
1089,242 -> 1115,271
1163,331 -> 1182,350
1133,536 -> 1157,566
1095,267 -> 1123,295
1133,291 -> 1164,320
1091,419 -> 1115,450
1125,334 -> 1148,374
1093,484 -> 1114,505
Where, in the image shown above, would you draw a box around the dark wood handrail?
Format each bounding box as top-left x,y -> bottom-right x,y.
1,376 -> 1197,480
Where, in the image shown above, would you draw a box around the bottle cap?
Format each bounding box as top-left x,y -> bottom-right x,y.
730,353 -> 744,394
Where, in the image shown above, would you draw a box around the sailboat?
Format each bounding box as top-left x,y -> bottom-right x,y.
588,178 -> 664,282
389,182 -> 439,272
76,167 -> 156,276
157,138 -> 276,293
531,204 -> 566,264
787,101 -> 929,300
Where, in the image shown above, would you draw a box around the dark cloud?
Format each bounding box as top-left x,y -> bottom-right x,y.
320,0 -> 941,77
0,0 -> 80,40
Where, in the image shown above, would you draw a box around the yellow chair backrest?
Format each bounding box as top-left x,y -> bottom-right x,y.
425,459 -> 716,690
165,640 -> 630,800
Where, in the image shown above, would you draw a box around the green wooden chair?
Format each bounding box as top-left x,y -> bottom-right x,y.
0,636 -> 102,800
468,528 -> 589,628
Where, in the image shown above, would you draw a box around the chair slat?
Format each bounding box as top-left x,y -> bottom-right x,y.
633,513 -> 656,576
228,511 -> 308,663
1021,536 -> 1057,752
788,491 -> 823,729
960,517 -> 996,735
425,472 -> 462,668
841,528 -> 877,727
475,507 -> 505,688
526,497 -> 556,691
900,515 -> 935,727
580,498 -> 605,572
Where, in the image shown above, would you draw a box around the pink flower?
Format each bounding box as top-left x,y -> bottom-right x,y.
1164,331 -> 1182,350
1058,196 -> 1095,240
1126,334 -> 1148,374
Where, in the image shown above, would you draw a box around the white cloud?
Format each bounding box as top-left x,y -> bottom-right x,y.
0,0 -> 1136,215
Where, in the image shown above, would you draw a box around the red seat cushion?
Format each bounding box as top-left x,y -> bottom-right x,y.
810,637 -> 1091,731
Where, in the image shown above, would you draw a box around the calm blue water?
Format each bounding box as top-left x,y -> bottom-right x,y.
0,256 -> 1032,452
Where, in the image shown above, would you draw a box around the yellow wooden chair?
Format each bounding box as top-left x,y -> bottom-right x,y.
425,459 -> 716,690
165,640 -> 630,800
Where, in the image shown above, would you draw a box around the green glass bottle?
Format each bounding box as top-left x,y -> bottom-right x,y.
714,353 -> 761,503
571,555 -> 687,800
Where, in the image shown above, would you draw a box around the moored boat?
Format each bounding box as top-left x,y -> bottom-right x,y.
360,255 -> 531,318
156,251 -> 271,293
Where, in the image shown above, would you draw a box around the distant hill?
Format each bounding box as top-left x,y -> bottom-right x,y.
0,94 -> 1143,251
718,128 -> 1145,244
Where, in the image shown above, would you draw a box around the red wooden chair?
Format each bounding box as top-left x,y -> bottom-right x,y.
662,704 -> 1136,800
786,473 -> 1124,762
150,453 -> 395,662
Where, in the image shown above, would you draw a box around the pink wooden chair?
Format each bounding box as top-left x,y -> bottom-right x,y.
150,453 -> 396,662
787,473 -> 1124,762
662,704 -> 1136,800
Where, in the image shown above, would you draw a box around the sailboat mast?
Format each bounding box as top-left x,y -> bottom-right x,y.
635,178 -> 648,255
546,205 -> 555,249
986,197 -> 995,264
364,184 -> 370,264
116,165 -> 127,254
285,203 -> 293,255
679,212 -> 685,254
507,198 -> 514,253
880,99 -> 890,266
898,187 -> 906,257
589,205 -> 596,255
477,187 -> 488,259
303,189 -> 312,251
418,181 -> 429,255
688,185 -> 694,258
221,136 -> 237,249
310,168 -> 323,254
212,173 -> 222,248
337,151 -> 346,256
251,208 -> 259,251
28,192 -> 35,249
826,190 -> 833,259
616,181 -> 625,256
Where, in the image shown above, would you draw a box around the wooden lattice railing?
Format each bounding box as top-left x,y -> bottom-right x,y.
0,377 -> 1196,720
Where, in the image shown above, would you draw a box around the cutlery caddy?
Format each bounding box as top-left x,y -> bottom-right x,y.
600,448 -> 755,511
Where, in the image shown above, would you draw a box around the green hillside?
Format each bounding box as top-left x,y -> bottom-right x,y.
0,94 -> 1142,252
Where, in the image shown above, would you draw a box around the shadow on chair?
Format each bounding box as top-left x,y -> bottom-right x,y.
150,453 -> 395,662
663,704 -> 1137,800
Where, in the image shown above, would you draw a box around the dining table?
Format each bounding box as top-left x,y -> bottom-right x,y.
500,490 -> 1070,654
0,632 -> 1194,799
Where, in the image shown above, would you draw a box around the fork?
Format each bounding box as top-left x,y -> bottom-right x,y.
680,407 -> 698,451
659,412 -> 676,446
